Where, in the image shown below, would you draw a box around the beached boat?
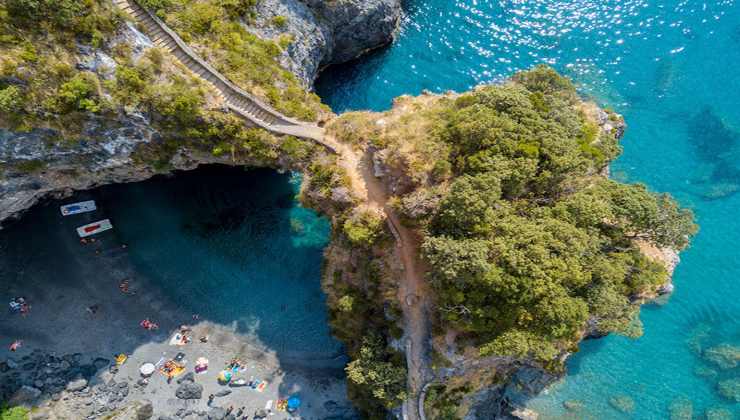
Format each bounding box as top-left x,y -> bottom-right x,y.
60,200 -> 96,216
76,219 -> 113,237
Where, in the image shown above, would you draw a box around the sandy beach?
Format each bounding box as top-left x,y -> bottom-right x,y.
0,195 -> 354,419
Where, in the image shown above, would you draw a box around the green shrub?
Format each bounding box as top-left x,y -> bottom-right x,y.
337,295 -> 354,312
346,334 -> 407,411
343,211 -> 384,247
272,15 -> 287,28
55,72 -> 103,113
0,404 -> 30,420
0,85 -> 24,113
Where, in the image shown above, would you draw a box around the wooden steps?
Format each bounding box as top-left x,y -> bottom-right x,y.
112,0 -> 331,148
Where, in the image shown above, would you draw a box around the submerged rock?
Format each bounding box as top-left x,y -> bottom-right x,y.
608,395 -> 635,413
8,385 -> 42,406
705,407 -> 733,420
693,365 -> 718,379
703,344 -> 740,369
668,397 -> 692,420
716,377 -> 740,402
562,400 -> 584,411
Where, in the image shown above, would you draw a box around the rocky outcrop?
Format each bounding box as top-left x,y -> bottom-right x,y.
250,0 -> 402,85
0,0 -> 401,226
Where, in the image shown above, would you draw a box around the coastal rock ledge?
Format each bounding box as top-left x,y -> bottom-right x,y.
252,0 -> 402,85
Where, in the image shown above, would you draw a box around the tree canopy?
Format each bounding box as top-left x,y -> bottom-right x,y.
404,66 -> 698,363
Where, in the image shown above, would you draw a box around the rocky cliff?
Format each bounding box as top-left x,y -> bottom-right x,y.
251,0 -> 402,85
0,0 -> 401,225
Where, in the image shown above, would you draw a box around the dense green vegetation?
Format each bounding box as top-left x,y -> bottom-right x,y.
420,67 -> 696,362
332,66 -> 697,367
0,0 -> 119,136
0,404 -> 29,420
0,0 -> 324,173
324,246 -> 406,418
138,0 -> 328,120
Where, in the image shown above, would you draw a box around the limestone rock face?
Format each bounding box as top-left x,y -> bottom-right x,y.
250,0 -> 402,85
0,0 -> 402,225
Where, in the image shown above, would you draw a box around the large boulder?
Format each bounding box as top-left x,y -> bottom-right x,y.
66,377 -> 88,392
8,385 -> 42,406
175,382 -> 203,400
136,400 -> 154,420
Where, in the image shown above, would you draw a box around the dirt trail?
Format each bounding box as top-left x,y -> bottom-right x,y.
330,141 -> 432,420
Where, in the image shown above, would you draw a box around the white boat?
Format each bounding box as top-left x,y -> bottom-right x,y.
76,219 -> 113,237
60,200 -> 96,216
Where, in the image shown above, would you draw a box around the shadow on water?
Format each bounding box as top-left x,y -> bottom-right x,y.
0,165 -> 352,417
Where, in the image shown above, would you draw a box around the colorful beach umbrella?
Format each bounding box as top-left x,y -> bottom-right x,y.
217,370 -> 232,383
287,395 -> 301,410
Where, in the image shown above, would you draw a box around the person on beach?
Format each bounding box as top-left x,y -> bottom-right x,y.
226,406 -> 234,416
235,407 -> 244,417
207,394 -> 215,406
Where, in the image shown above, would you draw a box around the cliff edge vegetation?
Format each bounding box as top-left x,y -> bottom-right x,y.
326,66 -> 697,417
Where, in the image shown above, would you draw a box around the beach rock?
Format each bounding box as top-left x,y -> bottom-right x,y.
511,408 -> 539,420
66,377 -> 88,392
136,400 -> 154,420
214,389 -> 231,397
206,407 -> 226,420
93,357 -> 111,370
8,385 -> 42,406
175,383 -> 203,400
6,359 -> 19,369
177,372 -> 195,384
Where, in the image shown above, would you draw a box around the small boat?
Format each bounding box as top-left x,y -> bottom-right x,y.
60,200 -> 96,216
76,219 -> 113,238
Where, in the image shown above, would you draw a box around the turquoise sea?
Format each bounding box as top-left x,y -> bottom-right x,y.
317,0 -> 740,418
97,166 -> 343,360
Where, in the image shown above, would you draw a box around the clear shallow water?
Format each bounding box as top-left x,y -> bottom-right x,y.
317,0 -> 740,417
98,166 -> 343,358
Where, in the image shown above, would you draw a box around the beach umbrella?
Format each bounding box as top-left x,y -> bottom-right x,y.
217,370 -> 232,383
287,395 -> 301,410
139,363 -> 155,377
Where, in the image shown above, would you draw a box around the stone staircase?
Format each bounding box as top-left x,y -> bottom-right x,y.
112,0 -> 332,149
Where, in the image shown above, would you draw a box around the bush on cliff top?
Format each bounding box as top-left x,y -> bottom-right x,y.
332,66 -> 697,365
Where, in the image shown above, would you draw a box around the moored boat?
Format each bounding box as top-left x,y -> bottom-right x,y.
76,219 -> 113,237
60,200 -> 97,216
